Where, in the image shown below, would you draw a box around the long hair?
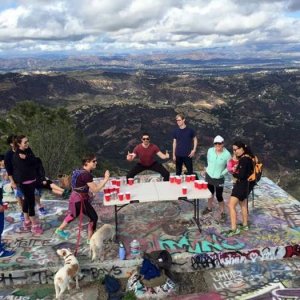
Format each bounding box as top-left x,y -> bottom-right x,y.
232,141 -> 254,158
14,135 -> 27,149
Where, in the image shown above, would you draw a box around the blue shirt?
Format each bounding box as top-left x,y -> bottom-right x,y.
173,127 -> 196,156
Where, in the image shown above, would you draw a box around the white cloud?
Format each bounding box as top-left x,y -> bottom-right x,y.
0,0 -> 299,55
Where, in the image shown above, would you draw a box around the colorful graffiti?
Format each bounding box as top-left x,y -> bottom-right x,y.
0,175 -> 300,299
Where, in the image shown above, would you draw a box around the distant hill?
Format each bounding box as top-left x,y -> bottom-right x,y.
0,68 -> 299,198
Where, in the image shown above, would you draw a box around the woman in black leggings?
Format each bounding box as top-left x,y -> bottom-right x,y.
12,135 -> 43,235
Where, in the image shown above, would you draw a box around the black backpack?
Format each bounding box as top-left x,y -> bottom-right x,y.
102,274 -> 122,300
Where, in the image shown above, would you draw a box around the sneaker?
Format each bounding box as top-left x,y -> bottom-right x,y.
238,224 -> 250,231
55,228 -> 70,240
20,213 -> 25,222
0,249 -> 15,259
202,207 -> 212,215
31,224 -> 43,235
225,228 -> 241,237
38,207 -> 47,216
220,213 -> 226,222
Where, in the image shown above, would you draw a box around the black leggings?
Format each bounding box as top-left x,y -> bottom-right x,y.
20,182 -> 37,217
68,200 -> 98,233
208,184 -> 224,202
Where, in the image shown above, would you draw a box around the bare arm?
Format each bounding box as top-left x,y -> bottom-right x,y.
87,170 -> 110,193
172,139 -> 177,161
157,150 -> 169,160
189,136 -> 198,158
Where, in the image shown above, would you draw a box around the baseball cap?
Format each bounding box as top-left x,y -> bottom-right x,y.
214,135 -> 224,143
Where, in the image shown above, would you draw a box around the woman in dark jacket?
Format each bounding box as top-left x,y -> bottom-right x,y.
12,135 -> 43,235
225,141 -> 255,237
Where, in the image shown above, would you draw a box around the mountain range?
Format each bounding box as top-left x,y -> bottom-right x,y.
0,61 -> 299,198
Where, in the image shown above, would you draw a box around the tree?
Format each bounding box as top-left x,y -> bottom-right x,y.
0,101 -> 86,178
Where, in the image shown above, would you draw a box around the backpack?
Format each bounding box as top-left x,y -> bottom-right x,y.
102,274 -> 121,294
71,169 -> 88,191
247,155 -> 263,183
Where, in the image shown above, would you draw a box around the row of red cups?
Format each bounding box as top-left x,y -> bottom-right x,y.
104,192 -> 131,202
170,174 -> 196,184
194,180 -> 208,189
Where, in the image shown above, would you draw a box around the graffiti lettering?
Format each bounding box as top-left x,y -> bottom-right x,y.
160,234 -> 245,254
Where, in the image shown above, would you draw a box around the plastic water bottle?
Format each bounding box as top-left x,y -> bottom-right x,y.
130,239 -> 140,257
118,241 -> 126,260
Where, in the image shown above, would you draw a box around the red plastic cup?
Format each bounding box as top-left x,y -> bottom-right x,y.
104,193 -> 111,201
128,178 -> 134,185
103,187 -> 110,194
169,176 -> 175,183
175,176 -> 182,184
191,174 -> 196,181
111,179 -> 117,186
203,182 -> 208,189
194,181 -> 200,189
186,175 -> 191,182
118,193 -> 124,201
125,192 -> 131,200
182,186 -> 187,195
116,179 -> 121,187
2,202 -> 8,210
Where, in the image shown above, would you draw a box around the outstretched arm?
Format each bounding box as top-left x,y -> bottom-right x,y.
157,150 -> 169,160
87,170 -> 110,193
126,151 -> 136,161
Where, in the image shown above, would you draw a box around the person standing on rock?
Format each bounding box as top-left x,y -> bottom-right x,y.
55,154 -> 110,242
202,135 -> 231,222
126,133 -> 170,181
172,113 -> 197,176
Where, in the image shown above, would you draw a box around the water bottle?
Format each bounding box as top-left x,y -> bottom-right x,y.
130,239 -> 140,257
118,241 -> 126,260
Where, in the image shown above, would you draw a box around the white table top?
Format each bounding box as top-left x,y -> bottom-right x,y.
103,181 -> 211,206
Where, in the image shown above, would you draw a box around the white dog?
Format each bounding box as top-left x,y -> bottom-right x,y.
90,224 -> 115,261
54,248 -> 80,299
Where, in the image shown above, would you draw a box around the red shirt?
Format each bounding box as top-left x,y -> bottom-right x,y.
133,144 -> 160,167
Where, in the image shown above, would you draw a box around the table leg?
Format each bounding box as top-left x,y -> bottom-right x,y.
114,205 -> 118,242
196,199 -> 201,232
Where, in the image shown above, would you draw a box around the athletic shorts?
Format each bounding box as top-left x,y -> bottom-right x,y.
231,180 -> 255,201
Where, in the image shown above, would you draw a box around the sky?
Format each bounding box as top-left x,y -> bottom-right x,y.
0,0 -> 300,57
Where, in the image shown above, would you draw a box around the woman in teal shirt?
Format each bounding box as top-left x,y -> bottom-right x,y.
202,135 -> 231,221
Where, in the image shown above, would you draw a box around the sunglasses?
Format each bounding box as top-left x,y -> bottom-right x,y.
142,138 -> 150,141
214,142 -> 223,145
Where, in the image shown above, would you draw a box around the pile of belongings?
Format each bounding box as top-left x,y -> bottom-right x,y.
126,250 -> 176,299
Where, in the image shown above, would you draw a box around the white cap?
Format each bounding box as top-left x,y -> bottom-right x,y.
213,135 -> 224,143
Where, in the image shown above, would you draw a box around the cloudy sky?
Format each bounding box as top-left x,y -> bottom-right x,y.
0,0 -> 300,57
